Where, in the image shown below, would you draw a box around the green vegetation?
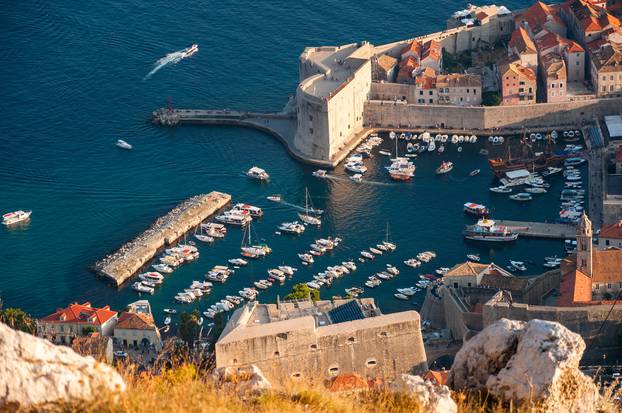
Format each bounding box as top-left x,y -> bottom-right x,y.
603,292 -> 613,300
285,283 -> 320,301
82,326 -> 97,335
443,49 -> 472,73
0,307 -> 36,335
178,310 -> 202,346
482,91 -> 501,106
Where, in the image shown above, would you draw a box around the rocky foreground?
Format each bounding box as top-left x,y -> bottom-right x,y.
0,319 -> 618,412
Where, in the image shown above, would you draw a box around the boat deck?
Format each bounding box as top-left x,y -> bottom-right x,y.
495,220 -> 577,239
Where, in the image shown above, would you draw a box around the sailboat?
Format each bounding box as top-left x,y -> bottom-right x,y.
382,222 -> 397,251
298,187 -> 321,226
240,221 -> 267,259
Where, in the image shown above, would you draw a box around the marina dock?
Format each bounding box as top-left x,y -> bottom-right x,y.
92,191 -> 231,287
496,220 -> 577,239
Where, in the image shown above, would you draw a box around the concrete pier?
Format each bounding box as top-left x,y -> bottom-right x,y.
92,191 -> 231,286
495,220 -> 577,239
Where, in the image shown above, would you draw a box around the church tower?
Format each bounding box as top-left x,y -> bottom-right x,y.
576,212 -> 593,276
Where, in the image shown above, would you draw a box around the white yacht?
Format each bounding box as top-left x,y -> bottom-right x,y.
246,166 -> 270,181
182,44 -> 199,57
2,210 -> 32,226
228,258 -> 248,266
215,211 -> 251,226
232,203 -> 264,217
279,221 -> 306,234
132,282 -> 154,295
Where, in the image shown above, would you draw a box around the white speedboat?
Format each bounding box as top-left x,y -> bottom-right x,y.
163,308 -> 177,314
232,203 -> 264,217
404,258 -> 421,268
182,44 -> 199,57
489,186 -> 512,193
345,161 -> 367,174
525,187 -> 547,194
279,221 -> 306,234
228,258 -> 248,266
2,210 -> 32,226
246,166 -> 269,181
115,139 -> 132,150
298,253 -> 314,264
312,169 -> 327,178
215,211 -> 251,226
164,316 -> 172,325
278,265 -> 296,276
509,192 -> 533,202
132,282 -> 154,295
152,264 -> 173,273
194,233 -> 214,243
466,254 -> 480,262
394,293 -> 409,300
397,287 -> 417,296
266,195 -> 281,202
435,161 -> 453,175
350,173 -> 363,182
361,250 -> 375,260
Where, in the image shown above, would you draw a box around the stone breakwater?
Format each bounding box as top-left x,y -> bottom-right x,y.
92,191 -> 231,286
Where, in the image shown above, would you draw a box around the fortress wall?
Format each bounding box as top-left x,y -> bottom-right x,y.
364,96 -> 622,131
521,269 -> 563,305
483,302 -> 622,361
419,285 -> 446,329
216,313 -> 427,385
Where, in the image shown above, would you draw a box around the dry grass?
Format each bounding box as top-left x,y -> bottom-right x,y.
26,363 -> 622,413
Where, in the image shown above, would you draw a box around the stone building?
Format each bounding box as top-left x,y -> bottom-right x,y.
509,26 -> 539,69
294,42 -> 373,162
515,1 -> 567,38
535,30 -> 585,82
540,53 -> 568,102
38,302 -> 118,345
562,0 -> 620,47
589,40 -> 622,96
215,298 -> 427,385
598,219 -> 622,248
373,54 -> 398,82
436,74 -> 482,105
113,303 -> 162,351
499,60 -> 537,104
445,4 -> 514,52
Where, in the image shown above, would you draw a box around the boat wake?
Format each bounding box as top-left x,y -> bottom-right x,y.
143,46 -> 196,80
321,174 -> 398,187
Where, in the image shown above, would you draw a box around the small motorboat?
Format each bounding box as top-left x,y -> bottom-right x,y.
2,210 -> 32,226
525,187 -> 547,194
228,258 -> 248,266
435,161 -> 453,175
509,192 -> 533,202
164,316 -> 172,325
369,247 -> 383,255
266,195 -> 281,202
246,166 -> 270,181
312,169 -> 327,178
345,161 -> 367,174
510,260 -> 527,271
490,186 -> 512,193
278,265 -> 296,276
469,169 -> 480,176
195,233 -> 214,243
115,139 -> 132,150
361,251 -> 375,260
350,173 -> 363,182
404,258 -> 421,268
163,308 -> 177,314
394,293 -> 409,301
397,287 -> 417,296
182,44 -> 199,57
298,253 -> 314,264
379,150 -> 391,156
466,254 -> 480,262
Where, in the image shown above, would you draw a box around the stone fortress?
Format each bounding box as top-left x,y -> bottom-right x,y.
215,298 -> 427,384
289,2 -> 622,166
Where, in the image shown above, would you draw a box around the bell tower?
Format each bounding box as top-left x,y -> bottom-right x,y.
576,212 -> 593,276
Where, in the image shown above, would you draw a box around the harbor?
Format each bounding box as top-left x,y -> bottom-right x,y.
92,192 -> 231,287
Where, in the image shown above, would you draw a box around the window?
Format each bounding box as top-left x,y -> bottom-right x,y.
232,358 -> 238,364
606,240 -> 610,246
347,337 -> 356,344
611,85 -> 615,92
419,91 -> 423,95
611,75 -> 614,81
466,88 -> 470,93
328,365 -> 340,376
366,359 -> 378,367
309,115 -> 313,121
309,128 -> 313,134
559,83 -> 563,88
608,283 -> 612,289
429,99 -> 433,103
309,344 -> 317,351
428,91 -> 433,95
453,282 -> 458,288
551,84 -> 555,88
291,372 -> 302,378
467,282 -> 472,287
595,283 -> 599,290
460,97 -> 463,102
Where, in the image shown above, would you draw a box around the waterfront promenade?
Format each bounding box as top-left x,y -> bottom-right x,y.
495,220 -> 577,239
92,192 -> 231,287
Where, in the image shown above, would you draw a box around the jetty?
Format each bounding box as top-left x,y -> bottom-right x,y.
496,220 -> 577,239
92,191 -> 231,287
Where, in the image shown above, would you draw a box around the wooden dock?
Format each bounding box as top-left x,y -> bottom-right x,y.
92,191 -> 231,287
495,220 -> 577,239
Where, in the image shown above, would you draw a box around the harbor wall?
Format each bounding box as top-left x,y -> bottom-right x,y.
364,95 -> 622,131
419,283 -> 446,329
92,192 -> 231,287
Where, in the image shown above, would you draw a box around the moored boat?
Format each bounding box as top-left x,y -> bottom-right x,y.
246,166 -> 270,181
2,210 -> 32,226
435,161 -> 453,175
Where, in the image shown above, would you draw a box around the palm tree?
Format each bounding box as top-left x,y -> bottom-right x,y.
0,308 -> 37,335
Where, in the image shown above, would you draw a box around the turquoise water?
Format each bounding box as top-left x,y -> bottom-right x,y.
1,0 -> 575,324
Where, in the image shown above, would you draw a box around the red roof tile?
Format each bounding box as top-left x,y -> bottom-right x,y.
509,27 -> 537,54
40,302 -> 117,325
115,311 -> 155,330
423,370 -> 448,386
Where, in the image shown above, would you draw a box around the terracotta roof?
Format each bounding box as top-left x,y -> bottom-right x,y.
436,73 -> 481,88
592,249 -> 622,283
328,373 -> 369,392
568,0 -> 620,32
401,40 -> 422,57
519,1 -> 565,34
558,266 -> 593,306
115,311 -> 155,330
414,67 -> 438,89
500,60 -> 537,81
445,262 -> 488,277
509,27 -> 537,55
377,54 -> 398,72
542,54 -> 567,79
423,370 -> 448,386
536,31 -> 584,55
590,42 -> 622,71
479,273 -> 529,291
40,302 -> 117,325
421,39 -> 442,62
601,220 -> 622,239
476,11 -> 489,21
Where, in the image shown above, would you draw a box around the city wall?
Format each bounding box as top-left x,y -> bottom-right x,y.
442,287 -> 483,341
364,95 -> 622,131
483,300 -> 622,362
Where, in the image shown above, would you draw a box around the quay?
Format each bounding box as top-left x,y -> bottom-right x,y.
92,191 -> 231,287
495,220 -> 577,239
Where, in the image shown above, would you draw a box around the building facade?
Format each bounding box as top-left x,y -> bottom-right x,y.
500,61 -> 538,104
215,299 -> 427,384
38,302 -> 118,345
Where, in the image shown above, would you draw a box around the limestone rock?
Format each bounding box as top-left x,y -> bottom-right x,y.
212,364 -> 271,394
0,322 -> 125,409
397,374 -> 457,413
449,318 -> 601,412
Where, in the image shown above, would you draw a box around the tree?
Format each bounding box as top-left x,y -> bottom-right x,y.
482,91 -> 501,106
178,310 -> 201,347
603,292 -> 613,300
82,326 -> 97,335
0,308 -> 37,335
284,283 -> 319,302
